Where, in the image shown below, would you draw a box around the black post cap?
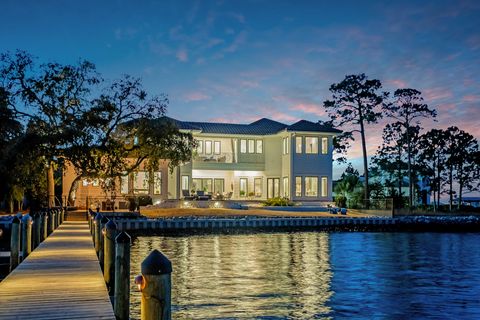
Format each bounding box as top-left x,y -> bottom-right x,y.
95,213 -> 103,221
12,216 -> 20,224
115,231 -> 131,244
141,249 -> 172,275
106,219 -> 117,230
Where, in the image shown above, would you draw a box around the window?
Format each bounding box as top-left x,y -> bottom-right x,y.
205,140 -> 212,154
248,139 -> 255,153
295,176 -> 302,197
120,174 -> 129,194
305,137 -> 318,154
267,178 -> 280,198
214,141 -> 221,155
256,140 -> 263,153
197,140 -> 204,154
296,136 -> 303,153
239,178 -> 248,197
133,171 -> 149,194
321,177 -> 328,197
192,178 -> 213,193
283,137 -> 289,155
181,175 -> 189,191
153,172 -> 162,195
254,178 -> 263,197
240,139 -> 247,153
92,179 -> 100,187
214,179 -> 224,195
283,177 -> 289,198
322,137 -> 328,154
305,177 -> 318,197
133,136 -> 139,145
82,179 -> 88,186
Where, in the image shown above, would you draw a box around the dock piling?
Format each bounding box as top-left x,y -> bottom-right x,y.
139,249 -> 172,320
10,216 -> 21,271
33,213 -> 41,249
99,215 -> 109,270
21,214 -> 32,261
104,219 -> 117,296
41,211 -> 48,241
94,213 -> 103,254
114,231 -> 131,320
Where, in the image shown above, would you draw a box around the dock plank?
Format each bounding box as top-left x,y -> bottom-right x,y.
0,221 -> 115,319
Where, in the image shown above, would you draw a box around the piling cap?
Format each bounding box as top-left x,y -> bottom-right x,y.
95,213 -> 103,221
12,216 -> 20,224
141,249 -> 172,275
101,216 -> 109,224
115,231 -> 131,244
22,214 -> 32,223
105,219 -> 117,230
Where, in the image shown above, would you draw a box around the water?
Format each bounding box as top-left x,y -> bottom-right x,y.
130,232 -> 480,319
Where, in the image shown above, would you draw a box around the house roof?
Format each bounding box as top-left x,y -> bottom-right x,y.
162,117 -> 341,135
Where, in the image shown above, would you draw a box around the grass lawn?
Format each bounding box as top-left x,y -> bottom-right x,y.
140,207 -> 371,218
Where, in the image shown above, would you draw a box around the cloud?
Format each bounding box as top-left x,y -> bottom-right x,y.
462,95 -> 480,103
423,87 -> 453,102
184,91 -> 210,102
290,103 -> 325,117
386,79 -> 408,88
225,30 -> 247,53
176,49 -> 189,62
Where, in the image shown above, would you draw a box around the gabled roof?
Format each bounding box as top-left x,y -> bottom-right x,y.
287,120 -> 342,133
163,117 -> 341,135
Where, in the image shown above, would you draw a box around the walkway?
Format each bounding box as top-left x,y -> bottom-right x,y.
0,221 -> 115,319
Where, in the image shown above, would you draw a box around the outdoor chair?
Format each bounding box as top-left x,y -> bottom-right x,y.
196,190 -> 210,201
182,190 -> 195,200
224,191 -> 233,200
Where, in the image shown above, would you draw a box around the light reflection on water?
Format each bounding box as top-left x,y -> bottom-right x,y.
130,232 -> 480,319
130,233 -> 333,319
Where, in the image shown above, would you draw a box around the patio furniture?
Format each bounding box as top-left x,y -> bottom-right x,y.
196,191 -> 211,201
224,191 -> 233,200
182,190 -> 195,200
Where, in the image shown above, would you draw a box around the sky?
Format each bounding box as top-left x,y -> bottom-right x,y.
1,0 -> 479,179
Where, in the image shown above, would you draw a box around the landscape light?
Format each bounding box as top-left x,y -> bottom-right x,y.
134,274 -> 145,291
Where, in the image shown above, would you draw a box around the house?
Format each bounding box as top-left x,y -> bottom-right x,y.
62,117 -> 341,209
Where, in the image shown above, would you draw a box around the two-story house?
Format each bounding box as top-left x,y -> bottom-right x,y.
62,117 -> 340,209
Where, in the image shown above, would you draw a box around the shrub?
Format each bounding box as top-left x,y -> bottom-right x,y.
263,197 -> 293,206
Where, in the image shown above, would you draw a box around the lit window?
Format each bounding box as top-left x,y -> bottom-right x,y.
254,178 -> 262,197
240,178 -> 248,197
197,140 -> 203,154
133,172 -> 149,194
120,174 -> 129,194
214,179 -> 224,195
153,172 -> 162,195
283,137 -> 289,155
295,176 -> 302,197
181,175 -> 189,191
214,141 -> 221,155
305,177 -> 318,197
133,136 -> 139,145
283,177 -> 289,198
322,137 -> 328,154
92,179 -> 99,187
256,140 -> 263,153
82,179 -> 88,187
248,140 -> 255,153
305,137 -> 318,154
240,139 -> 247,153
296,137 -> 302,153
321,177 -> 328,197
205,140 -> 212,154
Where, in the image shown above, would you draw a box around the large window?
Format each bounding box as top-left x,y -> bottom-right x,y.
283,177 -> 289,198
120,174 -> 129,194
305,137 -> 318,154
296,136 -> 303,153
322,137 -> 328,154
283,137 -> 289,155
197,140 -> 204,154
133,171 -> 149,194
254,178 -> 263,197
256,140 -> 263,153
267,178 -> 280,198
239,178 -> 248,197
240,139 -> 247,153
214,141 -> 221,155
153,172 -> 162,195
321,177 -> 328,197
305,177 -> 318,197
248,140 -> 255,153
295,176 -> 302,197
214,178 -> 224,195
205,140 -> 212,154
192,178 -> 213,193
181,175 -> 189,191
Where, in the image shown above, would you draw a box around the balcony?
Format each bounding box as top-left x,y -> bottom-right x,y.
194,152 -> 234,163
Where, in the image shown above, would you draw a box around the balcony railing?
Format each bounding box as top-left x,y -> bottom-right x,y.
194,152 -> 234,163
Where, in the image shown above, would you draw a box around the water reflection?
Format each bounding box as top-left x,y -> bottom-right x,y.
130,232 -> 333,319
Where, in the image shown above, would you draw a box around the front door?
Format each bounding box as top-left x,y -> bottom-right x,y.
267,178 -> 280,199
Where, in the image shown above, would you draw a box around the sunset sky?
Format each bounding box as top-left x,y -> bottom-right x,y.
1,0 -> 479,178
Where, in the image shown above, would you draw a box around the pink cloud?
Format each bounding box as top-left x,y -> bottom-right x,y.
176,49 -> 188,62
462,95 -> 480,103
290,103 -> 325,117
423,88 -> 453,102
386,79 -> 408,88
184,91 -> 210,102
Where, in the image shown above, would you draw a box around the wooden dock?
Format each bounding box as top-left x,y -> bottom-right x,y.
0,221 -> 115,319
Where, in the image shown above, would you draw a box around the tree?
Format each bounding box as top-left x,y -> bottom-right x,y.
324,74 -> 388,200
383,89 -> 436,208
